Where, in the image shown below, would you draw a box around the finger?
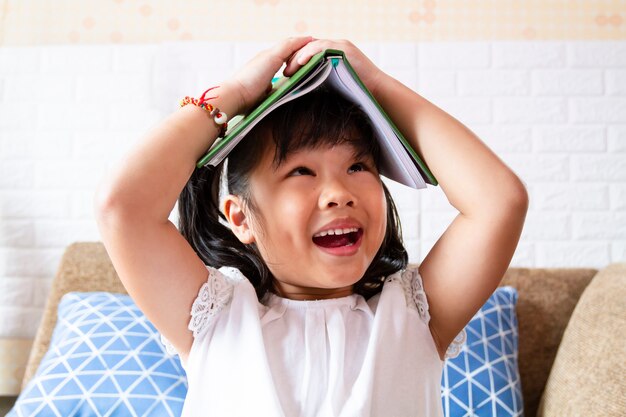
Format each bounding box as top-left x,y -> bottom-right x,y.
275,36 -> 314,60
283,39 -> 325,76
293,38 -> 331,65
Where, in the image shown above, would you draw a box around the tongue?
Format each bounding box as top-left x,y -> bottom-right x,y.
313,234 -> 352,248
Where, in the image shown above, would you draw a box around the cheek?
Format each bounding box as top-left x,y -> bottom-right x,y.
367,184 -> 388,242
377,196 -> 388,240
278,182 -> 314,212
255,189 -> 311,243
279,194 -> 313,244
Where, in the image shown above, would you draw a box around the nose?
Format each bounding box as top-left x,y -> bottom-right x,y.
318,177 -> 356,209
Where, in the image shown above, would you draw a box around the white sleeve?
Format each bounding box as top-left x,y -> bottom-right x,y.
400,265 -> 466,360
160,265 -> 236,356
387,265 -> 431,324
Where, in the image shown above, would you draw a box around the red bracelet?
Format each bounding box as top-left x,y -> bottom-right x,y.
180,86 -> 229,138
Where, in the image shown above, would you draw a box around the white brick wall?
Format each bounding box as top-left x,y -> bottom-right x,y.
0,41 -> 625,338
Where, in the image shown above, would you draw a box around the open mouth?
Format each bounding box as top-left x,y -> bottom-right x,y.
312,228 -> 363,248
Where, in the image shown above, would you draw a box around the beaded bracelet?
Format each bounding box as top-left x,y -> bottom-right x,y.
180,86 -> 229,138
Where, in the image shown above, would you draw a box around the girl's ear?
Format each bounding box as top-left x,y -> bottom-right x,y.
222,195 -> 255,244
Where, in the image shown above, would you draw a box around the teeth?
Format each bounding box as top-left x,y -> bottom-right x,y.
313,227 -> 359,238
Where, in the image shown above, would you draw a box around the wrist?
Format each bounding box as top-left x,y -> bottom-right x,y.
369,70 -> 388,99
214,81 -> 244,117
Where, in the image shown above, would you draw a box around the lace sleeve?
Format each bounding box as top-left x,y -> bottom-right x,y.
160,334 -> 179,356
386,266 -> 431,323
387,266 -> 466,360
160,266 -> 236,356
187,267 -> 236,338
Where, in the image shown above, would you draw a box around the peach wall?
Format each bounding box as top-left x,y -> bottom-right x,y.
0,0 -> 624,45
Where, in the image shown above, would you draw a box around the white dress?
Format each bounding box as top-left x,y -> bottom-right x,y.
161,265 -> 465,417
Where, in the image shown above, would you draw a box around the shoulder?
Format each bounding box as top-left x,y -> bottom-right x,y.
385,265 -> 466,361
186,266 -> 247,338
159,265 -> 247,361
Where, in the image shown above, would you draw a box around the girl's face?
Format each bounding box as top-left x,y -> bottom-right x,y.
231,142 -> 387,300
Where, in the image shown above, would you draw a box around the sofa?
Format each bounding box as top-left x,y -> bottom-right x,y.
13,242 -> 626,416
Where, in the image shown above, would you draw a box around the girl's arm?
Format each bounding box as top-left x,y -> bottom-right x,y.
373,74 -> 528,360
94,36 -> 315,364
94,87 -> 241,365
287,39 -> 528,360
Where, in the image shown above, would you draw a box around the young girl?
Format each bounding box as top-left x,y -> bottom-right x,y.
95,36 -> 528,416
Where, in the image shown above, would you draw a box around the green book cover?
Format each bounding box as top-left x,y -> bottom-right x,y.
196,48 -> 437,189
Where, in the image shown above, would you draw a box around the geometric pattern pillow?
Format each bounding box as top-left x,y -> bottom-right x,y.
7,288 -> 523,417
441,286 -> 524,417
7,292 -> 188,417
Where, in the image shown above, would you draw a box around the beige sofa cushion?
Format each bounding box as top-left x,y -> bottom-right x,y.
537,262 -> 626,417
500,267 -> 596,417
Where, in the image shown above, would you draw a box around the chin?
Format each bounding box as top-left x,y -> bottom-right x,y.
320,265 -> 368,287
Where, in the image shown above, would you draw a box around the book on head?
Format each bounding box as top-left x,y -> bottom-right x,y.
196,48 -> 437,189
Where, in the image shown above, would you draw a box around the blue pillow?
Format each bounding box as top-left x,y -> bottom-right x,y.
7,292 -> 188,417
440,286 -> 524,417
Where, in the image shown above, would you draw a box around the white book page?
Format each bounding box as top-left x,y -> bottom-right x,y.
325,59 -> 425,189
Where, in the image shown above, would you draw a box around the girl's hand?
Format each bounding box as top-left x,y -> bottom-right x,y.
282,38 -> 386,97
227,36 -> 315,115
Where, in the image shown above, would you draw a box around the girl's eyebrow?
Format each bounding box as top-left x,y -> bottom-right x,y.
271,147 -> 312,170
350,147 -> 375,162
270,141 -> 376,170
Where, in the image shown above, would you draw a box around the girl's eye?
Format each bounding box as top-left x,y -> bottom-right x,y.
348,163 -> 366,173
290,166 -> 314,176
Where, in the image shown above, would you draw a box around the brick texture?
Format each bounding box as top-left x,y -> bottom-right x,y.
0,41 -> 624,337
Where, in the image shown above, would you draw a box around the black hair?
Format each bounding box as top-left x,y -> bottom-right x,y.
178,85 -> 408,301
